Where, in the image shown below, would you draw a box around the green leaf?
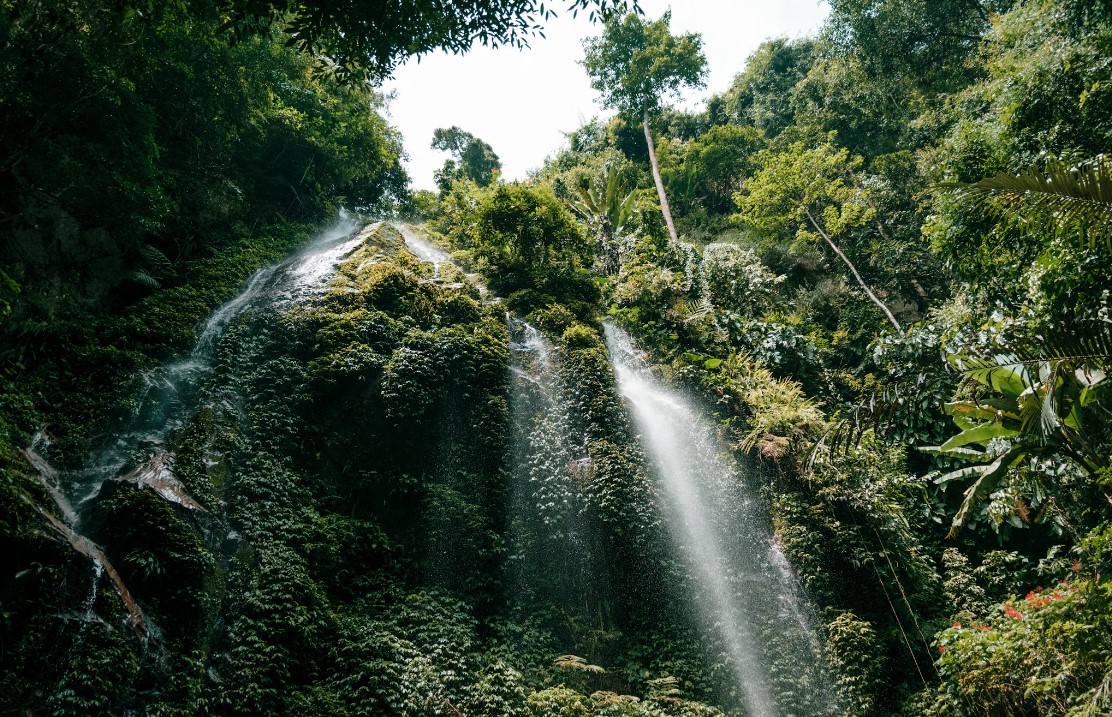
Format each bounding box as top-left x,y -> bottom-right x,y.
704,357 -> 722,369
944,400 -> 1013,422
919,445 -> 994,463
938,421 -> 1019,451
947,445 -> 1029,538
934,465 -> 986,485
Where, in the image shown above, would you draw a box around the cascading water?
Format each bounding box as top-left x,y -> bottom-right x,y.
505,316 -> 595,609
395,223 -> 451,280
21,210 -> 368,638
60,211 -> 364,515
395,222 -> 492,297
604,322 -> 838,717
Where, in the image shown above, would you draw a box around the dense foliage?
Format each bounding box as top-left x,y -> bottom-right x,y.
3,0 -> 1112,715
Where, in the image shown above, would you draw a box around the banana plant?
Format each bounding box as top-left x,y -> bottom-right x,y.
924,348 -> 1107,537
566,160 -> 639,275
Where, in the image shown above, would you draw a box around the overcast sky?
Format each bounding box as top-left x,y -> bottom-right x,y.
381,1 -> 829,190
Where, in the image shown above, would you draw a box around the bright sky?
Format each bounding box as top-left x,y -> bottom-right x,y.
382,1 -> 829,191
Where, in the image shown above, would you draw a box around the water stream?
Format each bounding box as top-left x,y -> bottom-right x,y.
605,322 -> 837,717
20,216 -> 841,712
505,316 -> 594,612
394,223 -> 451,280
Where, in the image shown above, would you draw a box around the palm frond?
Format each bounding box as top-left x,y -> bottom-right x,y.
808,382 -> 916,472
1019,320 -> 1112,367
128,269 -> 162,289
138,243 -> 174,274
941,155 -> 1112,249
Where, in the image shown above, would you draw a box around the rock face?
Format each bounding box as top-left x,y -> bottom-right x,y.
7,222 -> 834,716
117,450 -> 206,512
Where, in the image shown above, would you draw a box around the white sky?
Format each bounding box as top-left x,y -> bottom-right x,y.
382,1 -> 829,191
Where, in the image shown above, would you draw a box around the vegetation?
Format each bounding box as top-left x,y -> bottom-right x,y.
2,0 -> 1112,715
432,127 -> 504,190
582,11 -> 707,244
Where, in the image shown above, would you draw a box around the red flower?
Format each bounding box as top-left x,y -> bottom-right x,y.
938,645 -> 946,653
1004,604 -> 1023,620
952,622 -> 961,629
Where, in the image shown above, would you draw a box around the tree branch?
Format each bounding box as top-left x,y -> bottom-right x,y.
803,206 -> 902,332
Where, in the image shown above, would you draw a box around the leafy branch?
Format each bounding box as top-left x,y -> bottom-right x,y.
924,332 -> 1109,537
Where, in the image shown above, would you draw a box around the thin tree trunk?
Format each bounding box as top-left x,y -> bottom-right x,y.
643,109 -> 678,244
803,206 -> 902,332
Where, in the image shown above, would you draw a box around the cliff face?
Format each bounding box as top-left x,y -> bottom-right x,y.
3,222 -> 777,715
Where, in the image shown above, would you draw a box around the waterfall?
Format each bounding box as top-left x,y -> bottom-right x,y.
21,211 -> 369,643
505,316 -> 593,609
604,322 -> 837,717
65,211 -> 364,514
395,222 -> 490,296
395,223 -> 451,281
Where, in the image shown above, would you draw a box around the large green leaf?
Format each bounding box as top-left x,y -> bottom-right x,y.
919,445 -> 994,463
944,400 -> 1008,422
938,421 -> 1019,451
947,444 -> 1030,538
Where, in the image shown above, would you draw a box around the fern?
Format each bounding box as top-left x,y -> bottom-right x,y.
129,269 -> 162,289
680,296 -> 713,323
129,242 -> 177,289
553,654 -> 606,673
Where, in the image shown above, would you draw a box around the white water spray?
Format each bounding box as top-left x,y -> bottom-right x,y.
395,223 -> 451,281
604,322 -> 836,717
64,211 -> 365,514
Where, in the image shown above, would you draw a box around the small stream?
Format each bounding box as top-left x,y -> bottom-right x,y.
22,211 -> 367,634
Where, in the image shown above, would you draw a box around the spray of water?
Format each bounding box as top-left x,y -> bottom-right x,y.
604,322 -> 837,716
395,223 -> 451,281
504,316 -> 594,608
61,211 -> 365,514
21,210 -> 372,657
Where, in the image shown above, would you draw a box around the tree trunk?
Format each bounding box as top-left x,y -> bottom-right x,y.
804,207 -> 902,332
643,109 -> 678,244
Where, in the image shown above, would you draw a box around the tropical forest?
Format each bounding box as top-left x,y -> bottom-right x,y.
2,0 -> 1112,715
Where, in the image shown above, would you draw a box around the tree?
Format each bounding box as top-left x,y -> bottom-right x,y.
680,123 -> 764,214
734,141 -> 903,331
721,38 -> 817,137
824,0 -> 1004,94
565,159 -> 639,274
581,11 -> 706,244
466,183 -> 591,290
431,127 -> 502,188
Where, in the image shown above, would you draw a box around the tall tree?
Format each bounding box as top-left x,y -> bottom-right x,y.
581,11 -> 706,244
431,127 -> 502,188
735,141 -> 903,332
